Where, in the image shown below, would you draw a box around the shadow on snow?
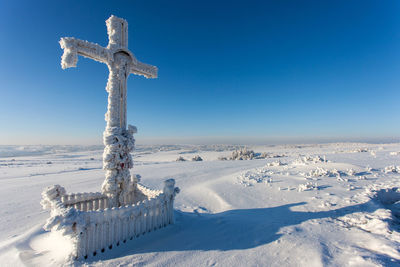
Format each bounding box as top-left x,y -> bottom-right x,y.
87,197 -> 388,263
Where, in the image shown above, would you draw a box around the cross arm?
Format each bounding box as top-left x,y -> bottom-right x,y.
130,61 -> 158,79
59,37 -> 111,69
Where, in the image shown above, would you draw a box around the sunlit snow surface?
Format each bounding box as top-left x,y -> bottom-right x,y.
0,143 -> 400,266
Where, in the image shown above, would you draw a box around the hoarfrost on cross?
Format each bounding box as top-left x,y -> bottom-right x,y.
41,15 -> 178,260
59,15 -> 158,207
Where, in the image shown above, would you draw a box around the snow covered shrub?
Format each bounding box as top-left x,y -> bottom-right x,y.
192,155 -> 203,161
298,182 -> 318,192
305,168 -> 340,178
259,152 -> 285,159
384,166 -> 400,174
176,156 -> 186,162
349,148 -> 368,153
266,160 -> 285,167
230,148 -> 256,160
292,155 -> 327,165
238,169 -> 271,186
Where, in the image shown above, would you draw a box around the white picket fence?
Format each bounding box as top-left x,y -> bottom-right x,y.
42,179 -> 179,260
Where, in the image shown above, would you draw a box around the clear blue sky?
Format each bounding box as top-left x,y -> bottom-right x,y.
0,0 -> 399,145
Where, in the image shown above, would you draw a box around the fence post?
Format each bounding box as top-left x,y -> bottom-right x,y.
163,179 -> 180,224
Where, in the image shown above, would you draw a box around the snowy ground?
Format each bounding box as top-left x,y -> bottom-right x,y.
0,143 -> 400,266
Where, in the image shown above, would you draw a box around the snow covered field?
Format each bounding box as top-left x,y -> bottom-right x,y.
0,142 -> 400,266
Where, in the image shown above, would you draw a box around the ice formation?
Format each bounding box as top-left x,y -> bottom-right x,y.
40,15 -> 179,260
60,15 -> 158,206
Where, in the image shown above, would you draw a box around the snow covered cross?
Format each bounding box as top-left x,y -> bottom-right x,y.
59,15 -> 158,207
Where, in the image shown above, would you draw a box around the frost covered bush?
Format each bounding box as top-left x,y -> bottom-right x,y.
192,155 -> 203,161
266,160 -> 285,167
306,167 -> 331,178
298,182 -> 318,192
238,169 -> 271,186
346,169 -> 356,176
230,148 -> 256,160
305,167 -> 361,179
260,152 -> 285,158
292,155 -> 327,165
349,148 -> 368,153
223,148 -> 283,161
384,166 -> 400,174
176,156 -> 186,162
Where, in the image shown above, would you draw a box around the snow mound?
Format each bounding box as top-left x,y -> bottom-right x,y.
338,187 -> 400,251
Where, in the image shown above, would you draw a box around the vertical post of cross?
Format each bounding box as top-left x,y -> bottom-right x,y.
59,15 -> 158,208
